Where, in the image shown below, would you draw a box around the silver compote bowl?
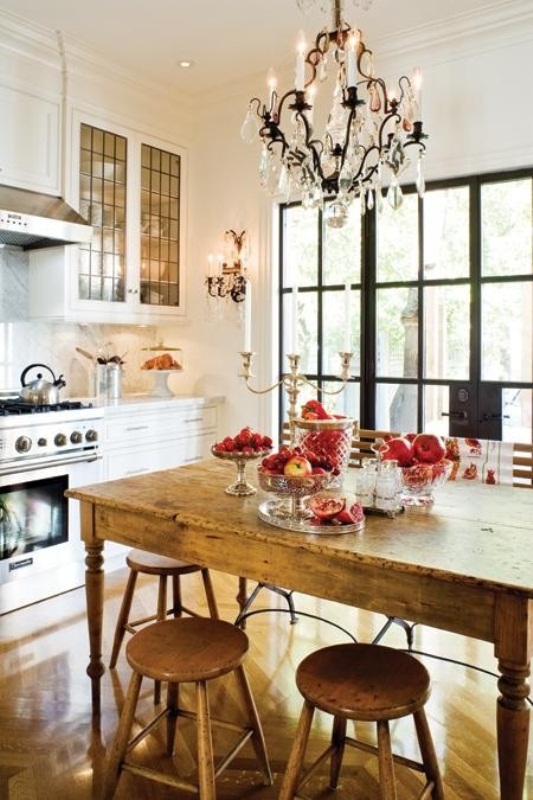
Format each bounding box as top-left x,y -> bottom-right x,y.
211,446 -> 272,496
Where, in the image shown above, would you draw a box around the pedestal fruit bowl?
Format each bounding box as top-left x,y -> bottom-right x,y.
212,427 -> 273,496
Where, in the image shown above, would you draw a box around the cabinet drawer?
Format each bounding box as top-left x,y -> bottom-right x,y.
104,432 -> 213,481
104,404 -> 217,445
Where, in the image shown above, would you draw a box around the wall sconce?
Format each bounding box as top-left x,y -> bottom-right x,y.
206,229 -> 248,303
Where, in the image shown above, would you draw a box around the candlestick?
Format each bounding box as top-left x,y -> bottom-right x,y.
343,284 -> 351,352
243,279 -> 252,352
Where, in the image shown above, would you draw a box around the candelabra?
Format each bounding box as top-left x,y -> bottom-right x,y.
239,350 -> 353,444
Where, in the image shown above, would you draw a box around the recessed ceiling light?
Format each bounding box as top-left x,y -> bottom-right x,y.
178,59 -> 194,69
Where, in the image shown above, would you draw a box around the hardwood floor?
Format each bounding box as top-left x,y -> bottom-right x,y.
0,565 -> 531,799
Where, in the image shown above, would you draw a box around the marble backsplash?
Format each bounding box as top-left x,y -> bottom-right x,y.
0,247 -> 165,398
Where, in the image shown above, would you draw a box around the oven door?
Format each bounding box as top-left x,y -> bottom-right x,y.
0,453 -> 102,614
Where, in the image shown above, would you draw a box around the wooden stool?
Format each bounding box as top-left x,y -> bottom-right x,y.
279,643 -> 444,800
109,549 -> 219,703
103,617 -> 273,800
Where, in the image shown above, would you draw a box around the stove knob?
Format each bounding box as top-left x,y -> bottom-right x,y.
70,431 -> 83,444
37,437 -> 47,447
15,435 -> 32,453
54,433 -> 67,447
86,429 -> 98,443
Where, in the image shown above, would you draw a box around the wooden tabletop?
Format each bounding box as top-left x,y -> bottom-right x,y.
67,458 -> 533,598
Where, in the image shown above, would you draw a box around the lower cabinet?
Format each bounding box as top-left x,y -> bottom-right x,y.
103,399 -> 219,482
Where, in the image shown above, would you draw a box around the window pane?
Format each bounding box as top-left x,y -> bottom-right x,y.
322,380 -> 360,422
423,187 -> 469,279
502,388 -> 532,443
377,194 -> 418,282
323,289 -> 361,375
424,285 -> 470,380
282,206 -> 318,287
323,203 -> 361,285
376,287 -> 418,378
481,282 -> 533,382
423,384 -> 450,437
482,178 -> 533,277
376,382 -> 417,432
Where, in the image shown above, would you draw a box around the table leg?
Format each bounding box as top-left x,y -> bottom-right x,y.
85,539 -> 105,715
496,659 -> 530,800
494,593 -> 531,800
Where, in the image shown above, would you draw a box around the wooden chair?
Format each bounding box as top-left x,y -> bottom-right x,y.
278,642 -> 444,800
512,441 -> 533,487
103,617 -> 272,800
109,549 -> 220,703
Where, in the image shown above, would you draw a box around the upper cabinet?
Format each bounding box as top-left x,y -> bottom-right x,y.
29,111 -> 188,324
0,84 -> 61,195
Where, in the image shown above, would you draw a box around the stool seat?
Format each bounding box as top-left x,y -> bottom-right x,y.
126,548 -> 204,576
280,642 -> 444,800
297,643 -> 431,721
104,617 -> 272,800
127,617 -> 249,683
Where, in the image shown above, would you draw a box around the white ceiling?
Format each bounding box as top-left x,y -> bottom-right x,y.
0,0 -> 505,96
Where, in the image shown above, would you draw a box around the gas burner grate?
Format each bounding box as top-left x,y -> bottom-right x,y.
0,400 -> 93,415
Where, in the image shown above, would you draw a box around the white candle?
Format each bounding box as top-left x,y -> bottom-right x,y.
413,67 -> 423,119
207,253 -> 214,277
343,284 -> 351,352
291,286 -> 299,354
295,34 -> 306,91
267,68 -> 277,114
346,34 -> 357,87
243,280 -> 252,352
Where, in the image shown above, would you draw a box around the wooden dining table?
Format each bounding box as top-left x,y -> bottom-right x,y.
67,458 -> 533,800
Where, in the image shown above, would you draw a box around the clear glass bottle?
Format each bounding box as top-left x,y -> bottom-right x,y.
356,458 -> 379,507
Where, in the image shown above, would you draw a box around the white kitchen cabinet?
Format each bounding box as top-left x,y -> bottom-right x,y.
0,84 -> 60,195
102,399 -> 219,482
28,110 -> 188,324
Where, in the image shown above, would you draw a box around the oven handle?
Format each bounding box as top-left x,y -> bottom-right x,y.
0,452 -> 102,477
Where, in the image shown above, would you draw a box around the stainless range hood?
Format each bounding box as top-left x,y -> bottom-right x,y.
0,185 -> 93,250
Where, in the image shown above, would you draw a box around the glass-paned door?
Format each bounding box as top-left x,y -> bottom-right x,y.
279,170 -> 533,444
140,144 -> 181,307
79,124 -> 127,302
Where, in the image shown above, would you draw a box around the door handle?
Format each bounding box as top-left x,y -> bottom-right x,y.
480,413 -> 510,422
441,411 -> 467,420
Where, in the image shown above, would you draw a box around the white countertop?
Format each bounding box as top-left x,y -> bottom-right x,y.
89,393 -> 225,414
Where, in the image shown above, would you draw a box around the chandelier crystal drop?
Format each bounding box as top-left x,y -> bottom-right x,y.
241,0 -> 428,227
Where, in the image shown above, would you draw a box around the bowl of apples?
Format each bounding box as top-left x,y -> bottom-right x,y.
378,433 -> 453,507
257,446 -> 337,529
212,428 -> 273,496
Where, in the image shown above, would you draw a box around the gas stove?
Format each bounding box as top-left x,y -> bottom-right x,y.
0,399 -> 103,470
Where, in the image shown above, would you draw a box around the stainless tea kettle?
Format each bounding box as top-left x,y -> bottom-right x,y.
19,363 -> 67,405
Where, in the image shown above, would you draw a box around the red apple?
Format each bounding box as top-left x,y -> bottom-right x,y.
378,436 -> 414,467
412,433 -> 446,464
283,455 -> 313,477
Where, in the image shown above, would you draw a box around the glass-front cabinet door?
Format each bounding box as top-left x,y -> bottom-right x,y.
64,112 -> 186,323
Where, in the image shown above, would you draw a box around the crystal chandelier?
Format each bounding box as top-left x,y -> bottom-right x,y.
241,0 -> 428,227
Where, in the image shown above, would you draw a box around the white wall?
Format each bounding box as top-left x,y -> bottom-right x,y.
1,4 -> 532,438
